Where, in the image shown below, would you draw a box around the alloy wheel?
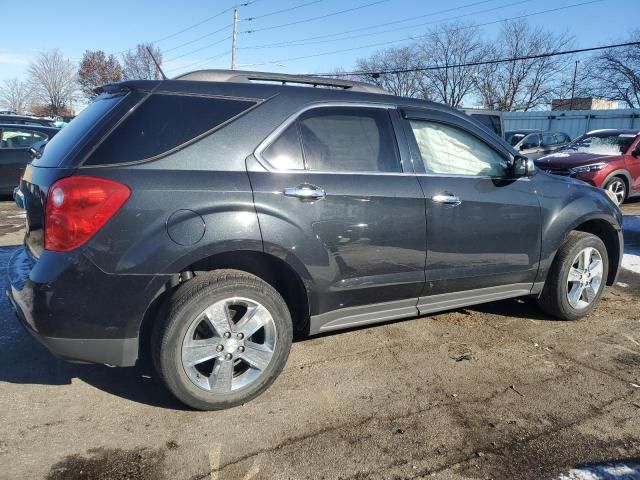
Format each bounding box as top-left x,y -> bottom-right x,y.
606,179 -> 626,205
181,297 -> 277,393
566,247 -> 604,310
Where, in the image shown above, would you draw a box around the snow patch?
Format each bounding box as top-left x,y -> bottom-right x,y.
558,462 -> 640,479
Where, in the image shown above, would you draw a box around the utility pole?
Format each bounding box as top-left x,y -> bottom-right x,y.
569,59 -> 580,111
231,8 -> 238,70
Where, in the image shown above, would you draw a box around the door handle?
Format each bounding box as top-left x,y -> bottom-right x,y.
432,193 -> 461,206
283,184 -> 326,200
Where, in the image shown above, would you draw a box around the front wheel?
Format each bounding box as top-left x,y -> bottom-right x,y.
604,177 -> 626,206
152,270 -> 293,410
537,231 -> 608,321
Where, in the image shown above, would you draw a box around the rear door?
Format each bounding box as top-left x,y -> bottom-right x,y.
248,105 -> 427,328
401,109 -> 541,301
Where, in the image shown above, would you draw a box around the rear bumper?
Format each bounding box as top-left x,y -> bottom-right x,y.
8,288 -> 137,365
6,246 -> 168,367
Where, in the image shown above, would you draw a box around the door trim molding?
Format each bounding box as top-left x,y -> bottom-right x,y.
309,298 -> 418,335
309,283 -> 534,335
417,283 -> 533,314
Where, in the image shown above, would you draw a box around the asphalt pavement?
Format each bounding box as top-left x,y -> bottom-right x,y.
0,199 -> 639,480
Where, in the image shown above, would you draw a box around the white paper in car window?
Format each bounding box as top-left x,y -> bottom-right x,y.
411,121 -> 505,177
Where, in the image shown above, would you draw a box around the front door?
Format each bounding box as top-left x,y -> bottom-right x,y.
248,105 -> 427,326
401,109 -> 541,300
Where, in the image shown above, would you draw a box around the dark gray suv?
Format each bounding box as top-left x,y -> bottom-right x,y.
8,70 -> 623,410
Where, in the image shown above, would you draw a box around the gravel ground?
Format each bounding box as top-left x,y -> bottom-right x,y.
0,199 -> 639,480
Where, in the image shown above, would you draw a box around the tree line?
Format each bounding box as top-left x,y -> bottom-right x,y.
0,43 -> 162,117
0,19 -> 638,116
337,20 -> 640,110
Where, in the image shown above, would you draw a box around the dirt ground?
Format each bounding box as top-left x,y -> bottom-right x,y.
0,199 -> 639,480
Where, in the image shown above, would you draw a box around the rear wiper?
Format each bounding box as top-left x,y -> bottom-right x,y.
28,139 -> 47,160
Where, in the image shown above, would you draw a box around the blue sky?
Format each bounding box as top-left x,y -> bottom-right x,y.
0,0 -> 636,82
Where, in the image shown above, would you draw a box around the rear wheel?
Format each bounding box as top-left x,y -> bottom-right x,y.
152,270 -> 292,410
537,231 -> 608,321
604,177 -> 626,206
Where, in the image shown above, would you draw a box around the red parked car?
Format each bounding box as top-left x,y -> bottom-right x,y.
535,129 -> 640,206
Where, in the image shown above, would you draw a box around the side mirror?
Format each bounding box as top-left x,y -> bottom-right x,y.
632,146 -> 640,158
513,155 -> 536,177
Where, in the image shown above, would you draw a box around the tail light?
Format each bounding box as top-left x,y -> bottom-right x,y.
45,176 -> 130,252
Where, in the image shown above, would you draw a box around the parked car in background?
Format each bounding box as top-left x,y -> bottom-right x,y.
535,129 -> 640,205
8,70 -> 622,410
0,114 -> 57,128
506,129 -> 572,159
460,108 -> 504,139
0,124 -> 59,195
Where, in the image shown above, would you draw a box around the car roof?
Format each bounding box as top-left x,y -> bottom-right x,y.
585,128 -> 640,136
506,129 -> 541,134
100,69 -> 459,115
0,123 -> 60,132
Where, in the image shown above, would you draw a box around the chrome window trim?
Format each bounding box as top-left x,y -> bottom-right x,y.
253,101 -> 415,176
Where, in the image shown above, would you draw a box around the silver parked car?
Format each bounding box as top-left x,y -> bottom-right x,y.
506,130 -> 572,160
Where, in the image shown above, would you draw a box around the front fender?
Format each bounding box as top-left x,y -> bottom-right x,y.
535,175 -> 622,284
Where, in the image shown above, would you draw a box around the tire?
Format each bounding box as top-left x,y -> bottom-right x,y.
537,231 -> 608,321
603,176 -> 627,206
152,270 -> 293,410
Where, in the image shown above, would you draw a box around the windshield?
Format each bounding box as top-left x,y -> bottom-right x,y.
563,133 -> 636,156
505,132 -> 527,146
33,92 -> 126,167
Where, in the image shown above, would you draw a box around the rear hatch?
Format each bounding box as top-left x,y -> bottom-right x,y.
20,88 -> 141,256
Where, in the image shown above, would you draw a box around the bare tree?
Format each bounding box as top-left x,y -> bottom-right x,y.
122,43 -> 163,80
415,22 -> 486,107
78,50 -> 123,100
0,78 -> 32,114
475,20 -> 573,111
354,46 -> 430,98
28,49 -> 77,116
582,31 -> 640,108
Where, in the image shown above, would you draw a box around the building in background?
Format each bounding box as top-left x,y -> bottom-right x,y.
551,97 -> 618,111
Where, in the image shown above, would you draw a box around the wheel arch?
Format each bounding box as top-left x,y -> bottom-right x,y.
137,249 -> 312,365
602,169 -> 631,194
572,218 -> 621,286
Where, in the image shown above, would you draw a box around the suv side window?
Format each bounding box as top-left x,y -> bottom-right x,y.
521,134 -> 541,149
408,120 -> 508,177
0,128 -> 48,149
297,107 -> 401,173
542,133 -> 556,146
555,133 -> 569,144
262,123 -> 304,170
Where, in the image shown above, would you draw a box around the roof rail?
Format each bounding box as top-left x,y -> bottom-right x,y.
173,69 -> 387,94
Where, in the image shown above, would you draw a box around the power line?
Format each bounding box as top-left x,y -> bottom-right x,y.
242,0 -> 389,34
112,0 -> 261,57
312,41 -> 640,77
153,1 -> 258,44
163,25 -> 232,54
240,0 -> 498,50
165,50 -> 231,73
241,0 -> 602,67
241,0 -> 531,51
167,35 -> 233,62
244,0 -> 327,21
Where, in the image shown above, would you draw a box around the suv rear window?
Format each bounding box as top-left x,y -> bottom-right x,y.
34,93 -> 124,167
85,94 -> 256,165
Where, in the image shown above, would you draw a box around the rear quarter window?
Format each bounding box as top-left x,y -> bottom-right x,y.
85,94 -> 256,166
